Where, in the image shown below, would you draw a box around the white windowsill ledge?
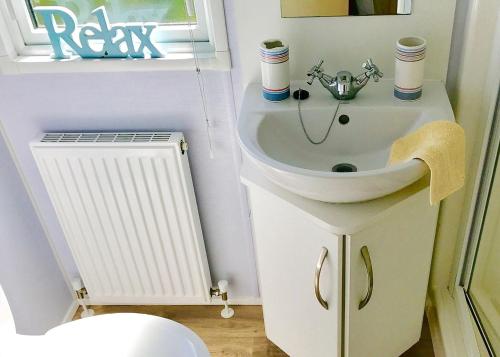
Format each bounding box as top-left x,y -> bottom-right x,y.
0,50 -> 231,75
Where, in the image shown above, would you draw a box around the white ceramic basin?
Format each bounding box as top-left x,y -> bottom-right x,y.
238,80 -> 455,203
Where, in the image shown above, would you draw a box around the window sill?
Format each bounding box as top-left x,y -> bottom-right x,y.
0,50 -> 231,75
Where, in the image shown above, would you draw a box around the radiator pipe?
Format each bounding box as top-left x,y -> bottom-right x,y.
210,280 -> 234,319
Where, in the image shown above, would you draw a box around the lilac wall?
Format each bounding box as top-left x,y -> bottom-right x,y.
0,0 -> 259,308
0,68 -> 258,298
0,133 -> 73,334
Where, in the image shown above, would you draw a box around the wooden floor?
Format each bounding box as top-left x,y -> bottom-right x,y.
75,305 -> 434,356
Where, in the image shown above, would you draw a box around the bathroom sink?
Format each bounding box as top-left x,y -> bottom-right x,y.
238,80 -> 455,203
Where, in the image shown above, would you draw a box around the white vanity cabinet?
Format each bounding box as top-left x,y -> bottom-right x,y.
249,190 -> 343,356
344,192 -> 438,357
243,165 -> 439,357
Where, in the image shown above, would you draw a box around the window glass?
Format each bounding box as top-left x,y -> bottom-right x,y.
27,0 -> 196,27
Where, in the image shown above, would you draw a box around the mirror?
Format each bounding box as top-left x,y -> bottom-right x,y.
281,0 -> 412,17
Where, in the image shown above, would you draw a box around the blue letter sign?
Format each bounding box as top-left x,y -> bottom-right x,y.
34,6 -> 163,59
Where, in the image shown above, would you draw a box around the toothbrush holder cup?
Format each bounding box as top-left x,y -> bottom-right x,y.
394,36 -> 426,100
260,39 -> 290,102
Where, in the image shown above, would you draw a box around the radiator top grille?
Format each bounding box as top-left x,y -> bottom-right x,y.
41,132 -> 173,144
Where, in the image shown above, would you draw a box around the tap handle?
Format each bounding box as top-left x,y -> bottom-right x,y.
362,58 -> 374,70
362,58 -> 383,82
315,59 -> 324,69
218,280 -> 229,293
307,59 -> 324,85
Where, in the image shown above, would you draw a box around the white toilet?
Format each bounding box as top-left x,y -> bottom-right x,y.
0,285 -> 210,357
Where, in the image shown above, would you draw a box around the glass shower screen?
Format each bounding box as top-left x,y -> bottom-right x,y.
466,94 -> 500,354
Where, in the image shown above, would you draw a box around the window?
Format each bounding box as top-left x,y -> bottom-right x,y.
11,0 -> 209,47
0,0 -> 229,71
29,0 -> 197,24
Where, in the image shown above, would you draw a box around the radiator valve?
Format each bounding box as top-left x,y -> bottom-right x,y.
210,280 -> 234,319
72,278 -> 95,319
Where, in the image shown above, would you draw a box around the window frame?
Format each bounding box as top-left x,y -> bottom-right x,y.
11,0 -> 210,47
0,0 -> 230,73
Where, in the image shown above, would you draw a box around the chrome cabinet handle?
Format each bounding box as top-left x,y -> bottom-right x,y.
314,247 -> 329,310
359,246 -> 373,310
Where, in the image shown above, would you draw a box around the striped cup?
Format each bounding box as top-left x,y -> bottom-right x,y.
260,40 -> 290,102
394,37 -> 426,100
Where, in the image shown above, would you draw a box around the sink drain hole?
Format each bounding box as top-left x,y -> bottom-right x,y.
332,163 -> 357,173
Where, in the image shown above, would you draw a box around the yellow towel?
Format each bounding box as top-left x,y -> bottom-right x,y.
389,120 -> 465,205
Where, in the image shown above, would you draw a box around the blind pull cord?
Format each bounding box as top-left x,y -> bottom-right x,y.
184,0 -> 215,159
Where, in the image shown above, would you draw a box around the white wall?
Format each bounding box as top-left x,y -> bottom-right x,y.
0,131 -> 73,334
232,0 -> 456,89
432,0 -> 500,289
446,0 -> 470,105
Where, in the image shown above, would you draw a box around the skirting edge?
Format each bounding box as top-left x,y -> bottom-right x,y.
62,300 -> 79,323
426,288 -> 481,357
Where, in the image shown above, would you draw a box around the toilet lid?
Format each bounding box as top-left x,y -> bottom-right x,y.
45,313 -> 210,357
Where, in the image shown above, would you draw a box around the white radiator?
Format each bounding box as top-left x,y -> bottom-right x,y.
31,132 -> 211,305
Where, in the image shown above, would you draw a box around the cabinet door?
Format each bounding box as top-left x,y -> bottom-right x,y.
249,189 -> 342,357
345,189 -> 438,357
